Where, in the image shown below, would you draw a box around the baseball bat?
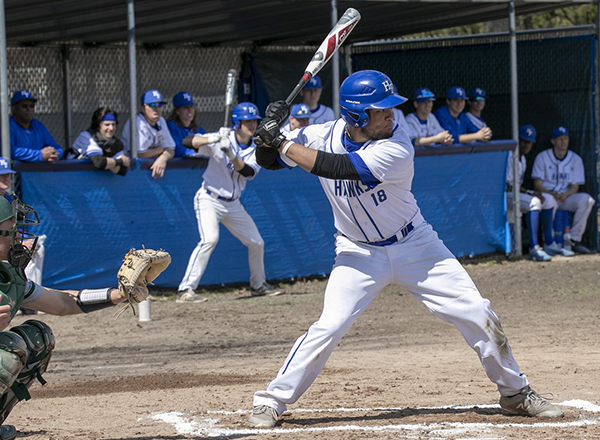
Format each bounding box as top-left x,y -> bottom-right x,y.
284,7 -> 361,105
223,69 -> 237,127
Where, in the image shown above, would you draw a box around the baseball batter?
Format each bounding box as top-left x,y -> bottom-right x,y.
248,70 -> 563,428
177,102 -> 280,302
532,125 -> 595,254
0,195 -> 131,440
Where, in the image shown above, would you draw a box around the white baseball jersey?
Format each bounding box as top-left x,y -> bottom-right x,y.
71,130 -> 125,158
405,112 -> 445,140
505,151 -> 526,186
532,149 -> 585,194
309,105 -> 335,125
120,113 -> 175,156
196,131 -> 261,200
465,112 -> 487,129
282,120 -> 424,242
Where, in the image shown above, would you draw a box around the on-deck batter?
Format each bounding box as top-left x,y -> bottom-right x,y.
177,102 -> 280,302
248,70 -> 563,428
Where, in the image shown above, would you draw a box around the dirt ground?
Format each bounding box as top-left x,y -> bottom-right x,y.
7,253 -> 600,439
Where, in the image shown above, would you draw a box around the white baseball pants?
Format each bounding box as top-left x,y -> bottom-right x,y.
506,192 -> 556,214
542,192 -> 595,242
254,221 -> 529,415
178,188 -> 266,291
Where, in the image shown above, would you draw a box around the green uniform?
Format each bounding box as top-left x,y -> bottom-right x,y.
0,263 -> 36,318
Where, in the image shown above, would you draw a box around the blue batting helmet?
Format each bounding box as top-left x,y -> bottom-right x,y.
231,102 -> 262,130
339,70 -> 407,128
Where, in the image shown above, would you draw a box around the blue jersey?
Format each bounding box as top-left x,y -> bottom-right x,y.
167,120 -> 206,157
433,106 -> 479,144
10,117 -> 63,162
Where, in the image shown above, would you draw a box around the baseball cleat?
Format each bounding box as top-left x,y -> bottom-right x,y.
572,241 -> 592,254
528,245 -> 551,261
499,386 -> 563,418
0,425 -> 16,440
543,242 -> 575,257
248,405 -> 279,427
176,288 -> 208,303
251,282 -> 282,297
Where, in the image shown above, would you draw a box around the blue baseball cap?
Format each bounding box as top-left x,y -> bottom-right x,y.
141,89 -> 166,105
551,125 -> 569,139
447,86 -> 467,100
290,103 -> 311,118
0,157 -> 15,175
519,125 -> 537,143
304,75 -> 323,90
413,87 -> 436,102
469,87 -> 486,101
173,91 -> 194,107
11,90 -> 37,106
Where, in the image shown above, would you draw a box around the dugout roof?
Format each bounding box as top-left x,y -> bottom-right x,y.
4,0 -> 593,47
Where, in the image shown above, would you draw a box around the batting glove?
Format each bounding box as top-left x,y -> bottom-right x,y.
265,100 -> 290,127
254,118 -> 286,149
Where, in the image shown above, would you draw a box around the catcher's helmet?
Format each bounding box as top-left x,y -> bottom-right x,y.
339,70 -> 407,128
231,102 -> 262,130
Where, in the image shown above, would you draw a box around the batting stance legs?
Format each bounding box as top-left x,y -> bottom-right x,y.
253,222 -> 528,415
179,188 -> 266,292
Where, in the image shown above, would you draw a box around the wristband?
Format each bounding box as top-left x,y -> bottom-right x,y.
76,288 -> 115,313
281,141 -> 292,156
114,157 -> 124,167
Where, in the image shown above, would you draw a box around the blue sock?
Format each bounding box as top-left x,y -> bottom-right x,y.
526,210 -> 540,248
541,209 -> 554,245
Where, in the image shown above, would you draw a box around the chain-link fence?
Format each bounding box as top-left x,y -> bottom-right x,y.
8,44 -> 246,149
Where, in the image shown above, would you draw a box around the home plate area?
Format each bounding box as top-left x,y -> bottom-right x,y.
152,400 -> 600,439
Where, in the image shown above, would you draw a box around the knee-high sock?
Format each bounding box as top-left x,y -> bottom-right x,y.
526,210 -> 540,248
541,208 -> 554,245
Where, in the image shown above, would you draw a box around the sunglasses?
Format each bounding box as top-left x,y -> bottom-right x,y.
146,102 -> 164,108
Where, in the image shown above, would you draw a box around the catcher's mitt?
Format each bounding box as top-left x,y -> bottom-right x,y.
117,248 -> 171,304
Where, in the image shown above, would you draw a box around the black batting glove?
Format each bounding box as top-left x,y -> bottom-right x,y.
254,118 -> 286,149
265,100 -> 291,127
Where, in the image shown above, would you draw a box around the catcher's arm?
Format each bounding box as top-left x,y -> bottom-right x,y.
21,286 -> 126,316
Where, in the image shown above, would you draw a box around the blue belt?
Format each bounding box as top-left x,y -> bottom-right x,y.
206,189 -> 236,202
365,222 -> 414,247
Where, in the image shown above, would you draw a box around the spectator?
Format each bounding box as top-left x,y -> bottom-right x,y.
121,89 -> 175,179
405,87 -> 454,147
70,107 -> 129,175
532,125 -> 595,255
167,91 -> 206,157
299,75 -> 335,124
177,102 -> 280,302
0,158 -> 15,195
9,90 -> 62,163
434,86 -> 492,144
506,125 -> 553,261
465,87 -> 488,129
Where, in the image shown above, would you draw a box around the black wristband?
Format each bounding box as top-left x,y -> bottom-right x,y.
117,165 -> 127,176
114,157 -> 124,167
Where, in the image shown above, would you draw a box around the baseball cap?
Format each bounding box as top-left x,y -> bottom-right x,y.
173,91 -> 194,107
519,125 -> 537,143
141,89 -> 166,105
0,158 -> 15,176
303,75 -> 323,90
290,103 -> 311,118
413,87 -> 436,102
447,86 -> 467,100
551,125 -> 569,139
11,90 -> 37,106
469,87 -> 486,101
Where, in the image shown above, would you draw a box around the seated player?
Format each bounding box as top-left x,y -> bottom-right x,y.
532,126 -> 595,255
465,87 -> 488,129
405,87 -> 453,146
70,107 -> 130,175
299,75 -> 335,124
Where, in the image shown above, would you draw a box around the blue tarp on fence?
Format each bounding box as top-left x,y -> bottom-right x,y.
19,141 -> 513,289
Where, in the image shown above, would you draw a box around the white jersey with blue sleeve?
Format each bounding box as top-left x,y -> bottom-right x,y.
281,120 -> 424,243
531,149 -> 585,193
465,112 -> 487,129
196,131 -> 261,200
405,113 -> 445,140
121,113 -> 176,156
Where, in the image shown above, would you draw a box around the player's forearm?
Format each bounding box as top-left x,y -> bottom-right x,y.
563,184 -> 580,198
457,133 -> 481,144
278,141 -> 318,172
160,148 -> 175,161
533,180 -> 550,194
